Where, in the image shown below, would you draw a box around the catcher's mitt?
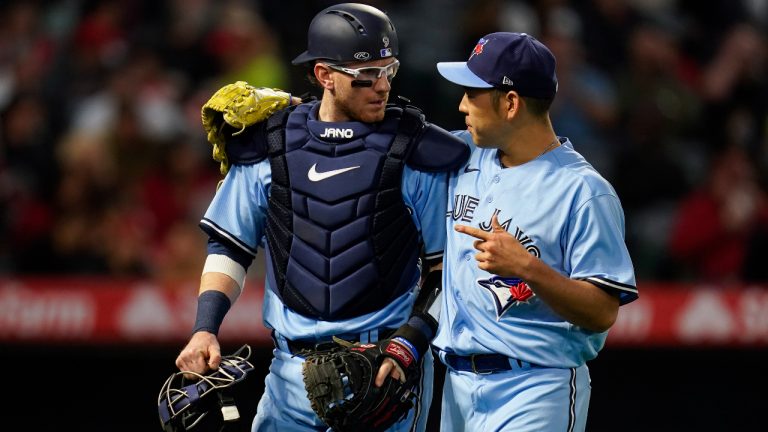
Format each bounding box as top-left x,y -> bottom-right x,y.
301,338 -> 420,432
201,81 -> 291,175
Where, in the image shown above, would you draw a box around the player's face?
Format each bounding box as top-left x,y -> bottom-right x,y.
322,58 -> 398,123
459,88 -> 509,148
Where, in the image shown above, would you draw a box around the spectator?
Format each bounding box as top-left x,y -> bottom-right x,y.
668,146 -> 768,281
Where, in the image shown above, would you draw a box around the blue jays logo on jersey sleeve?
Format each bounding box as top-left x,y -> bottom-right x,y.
478,276 -> 535,319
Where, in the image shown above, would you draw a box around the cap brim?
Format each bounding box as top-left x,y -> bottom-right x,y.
436,62 -> 493,88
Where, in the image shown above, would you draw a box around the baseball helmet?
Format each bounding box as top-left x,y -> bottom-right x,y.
157,345 -> 254,432
292,3 -> 398,65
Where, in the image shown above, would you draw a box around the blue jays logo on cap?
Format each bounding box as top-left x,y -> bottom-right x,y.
478,276 -> 536,319
436,32 -> 558,100
470,38 -> 489,59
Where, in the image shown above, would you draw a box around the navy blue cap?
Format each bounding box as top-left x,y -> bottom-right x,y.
437,32 -> 558,99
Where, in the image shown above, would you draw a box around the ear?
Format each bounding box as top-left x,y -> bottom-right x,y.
504,91 -> 521,120
314,63 -> 334,90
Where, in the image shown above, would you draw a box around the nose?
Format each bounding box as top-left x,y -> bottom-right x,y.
459,93 -> 469,114
373,74 -> 391,92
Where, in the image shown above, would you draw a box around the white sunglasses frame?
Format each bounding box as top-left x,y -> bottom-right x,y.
324,60 -> 400,82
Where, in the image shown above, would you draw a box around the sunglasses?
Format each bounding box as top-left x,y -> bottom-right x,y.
325,60 -> 400,84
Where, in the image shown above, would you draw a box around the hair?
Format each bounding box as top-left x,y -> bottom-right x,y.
491,89 -> 553,118
305,63 -> 321,87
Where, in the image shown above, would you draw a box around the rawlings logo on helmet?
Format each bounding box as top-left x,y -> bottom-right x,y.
354,52 -> 371,60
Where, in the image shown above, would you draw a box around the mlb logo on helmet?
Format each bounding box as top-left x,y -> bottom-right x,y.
380,35 -> 393,57
437,32 -> 558,100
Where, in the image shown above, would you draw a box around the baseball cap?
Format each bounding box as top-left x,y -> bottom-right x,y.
437,32 -> 558,99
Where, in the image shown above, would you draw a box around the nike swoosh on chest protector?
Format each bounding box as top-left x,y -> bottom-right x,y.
307,163 -> 361,181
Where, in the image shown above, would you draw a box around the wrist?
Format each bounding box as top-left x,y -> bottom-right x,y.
192,290 -> 231,335
391,337 -> 418,361
391,314 -> 435,361
519,254 -> 542,284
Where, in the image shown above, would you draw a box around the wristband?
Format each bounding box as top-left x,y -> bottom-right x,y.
392,320 -> 431,360
192,290 -> 231,335
407,314 -> 437,340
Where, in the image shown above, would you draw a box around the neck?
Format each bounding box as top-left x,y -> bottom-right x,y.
318,92 -> 349,122
497,118 -> 558,168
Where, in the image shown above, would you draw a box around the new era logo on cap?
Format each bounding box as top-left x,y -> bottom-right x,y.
436,32 -> 558,100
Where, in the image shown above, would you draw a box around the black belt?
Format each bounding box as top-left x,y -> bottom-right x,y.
281,329 -> 396,354
444,353 -> 521,374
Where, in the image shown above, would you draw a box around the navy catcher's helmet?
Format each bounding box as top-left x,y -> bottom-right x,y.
292,3 -> 398,65
158,345 -> 254,432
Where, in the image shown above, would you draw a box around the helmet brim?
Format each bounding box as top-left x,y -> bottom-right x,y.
292,51 -> 316,65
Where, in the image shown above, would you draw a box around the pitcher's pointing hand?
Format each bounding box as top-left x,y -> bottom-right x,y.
455,214 -> 534,278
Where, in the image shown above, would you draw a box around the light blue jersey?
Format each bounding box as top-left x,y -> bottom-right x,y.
434,132 -> 637,367
434,132 -> 637,432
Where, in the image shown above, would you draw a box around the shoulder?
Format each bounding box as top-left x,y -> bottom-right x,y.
550,138 -> 621,211
226,103 -> 309,165
385,104 -> 469,172
550,138 -> 618,199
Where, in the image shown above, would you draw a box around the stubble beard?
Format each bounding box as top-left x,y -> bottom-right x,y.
333,87 -> 388,123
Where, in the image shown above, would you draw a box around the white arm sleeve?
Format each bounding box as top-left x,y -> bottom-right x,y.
202,254 -> 247,291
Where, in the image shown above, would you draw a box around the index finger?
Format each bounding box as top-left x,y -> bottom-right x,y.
455,224 -> 492,241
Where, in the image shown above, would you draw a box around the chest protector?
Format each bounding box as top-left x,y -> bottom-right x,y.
264,102 -> 422,320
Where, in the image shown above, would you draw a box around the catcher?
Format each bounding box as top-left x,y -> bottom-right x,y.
174,3 -> 468,431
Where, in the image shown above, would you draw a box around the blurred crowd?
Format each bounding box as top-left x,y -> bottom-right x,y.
1,0 -> 767,285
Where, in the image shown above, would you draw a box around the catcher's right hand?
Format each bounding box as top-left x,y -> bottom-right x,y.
375,337 -> 419,386
201,81 -> 294,175
302,338 -> 420,432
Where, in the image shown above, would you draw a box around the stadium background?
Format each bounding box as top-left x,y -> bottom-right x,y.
1,0 -> 767,431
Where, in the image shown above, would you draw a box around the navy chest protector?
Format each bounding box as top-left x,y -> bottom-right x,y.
263,102 -> 465,320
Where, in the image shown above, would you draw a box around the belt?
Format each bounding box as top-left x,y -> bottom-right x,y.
278,329 -> 396,355
443,353 -> 522,374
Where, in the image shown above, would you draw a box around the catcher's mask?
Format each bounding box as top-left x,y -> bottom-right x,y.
158,345 -> 254,432
292,3 -> 399,66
